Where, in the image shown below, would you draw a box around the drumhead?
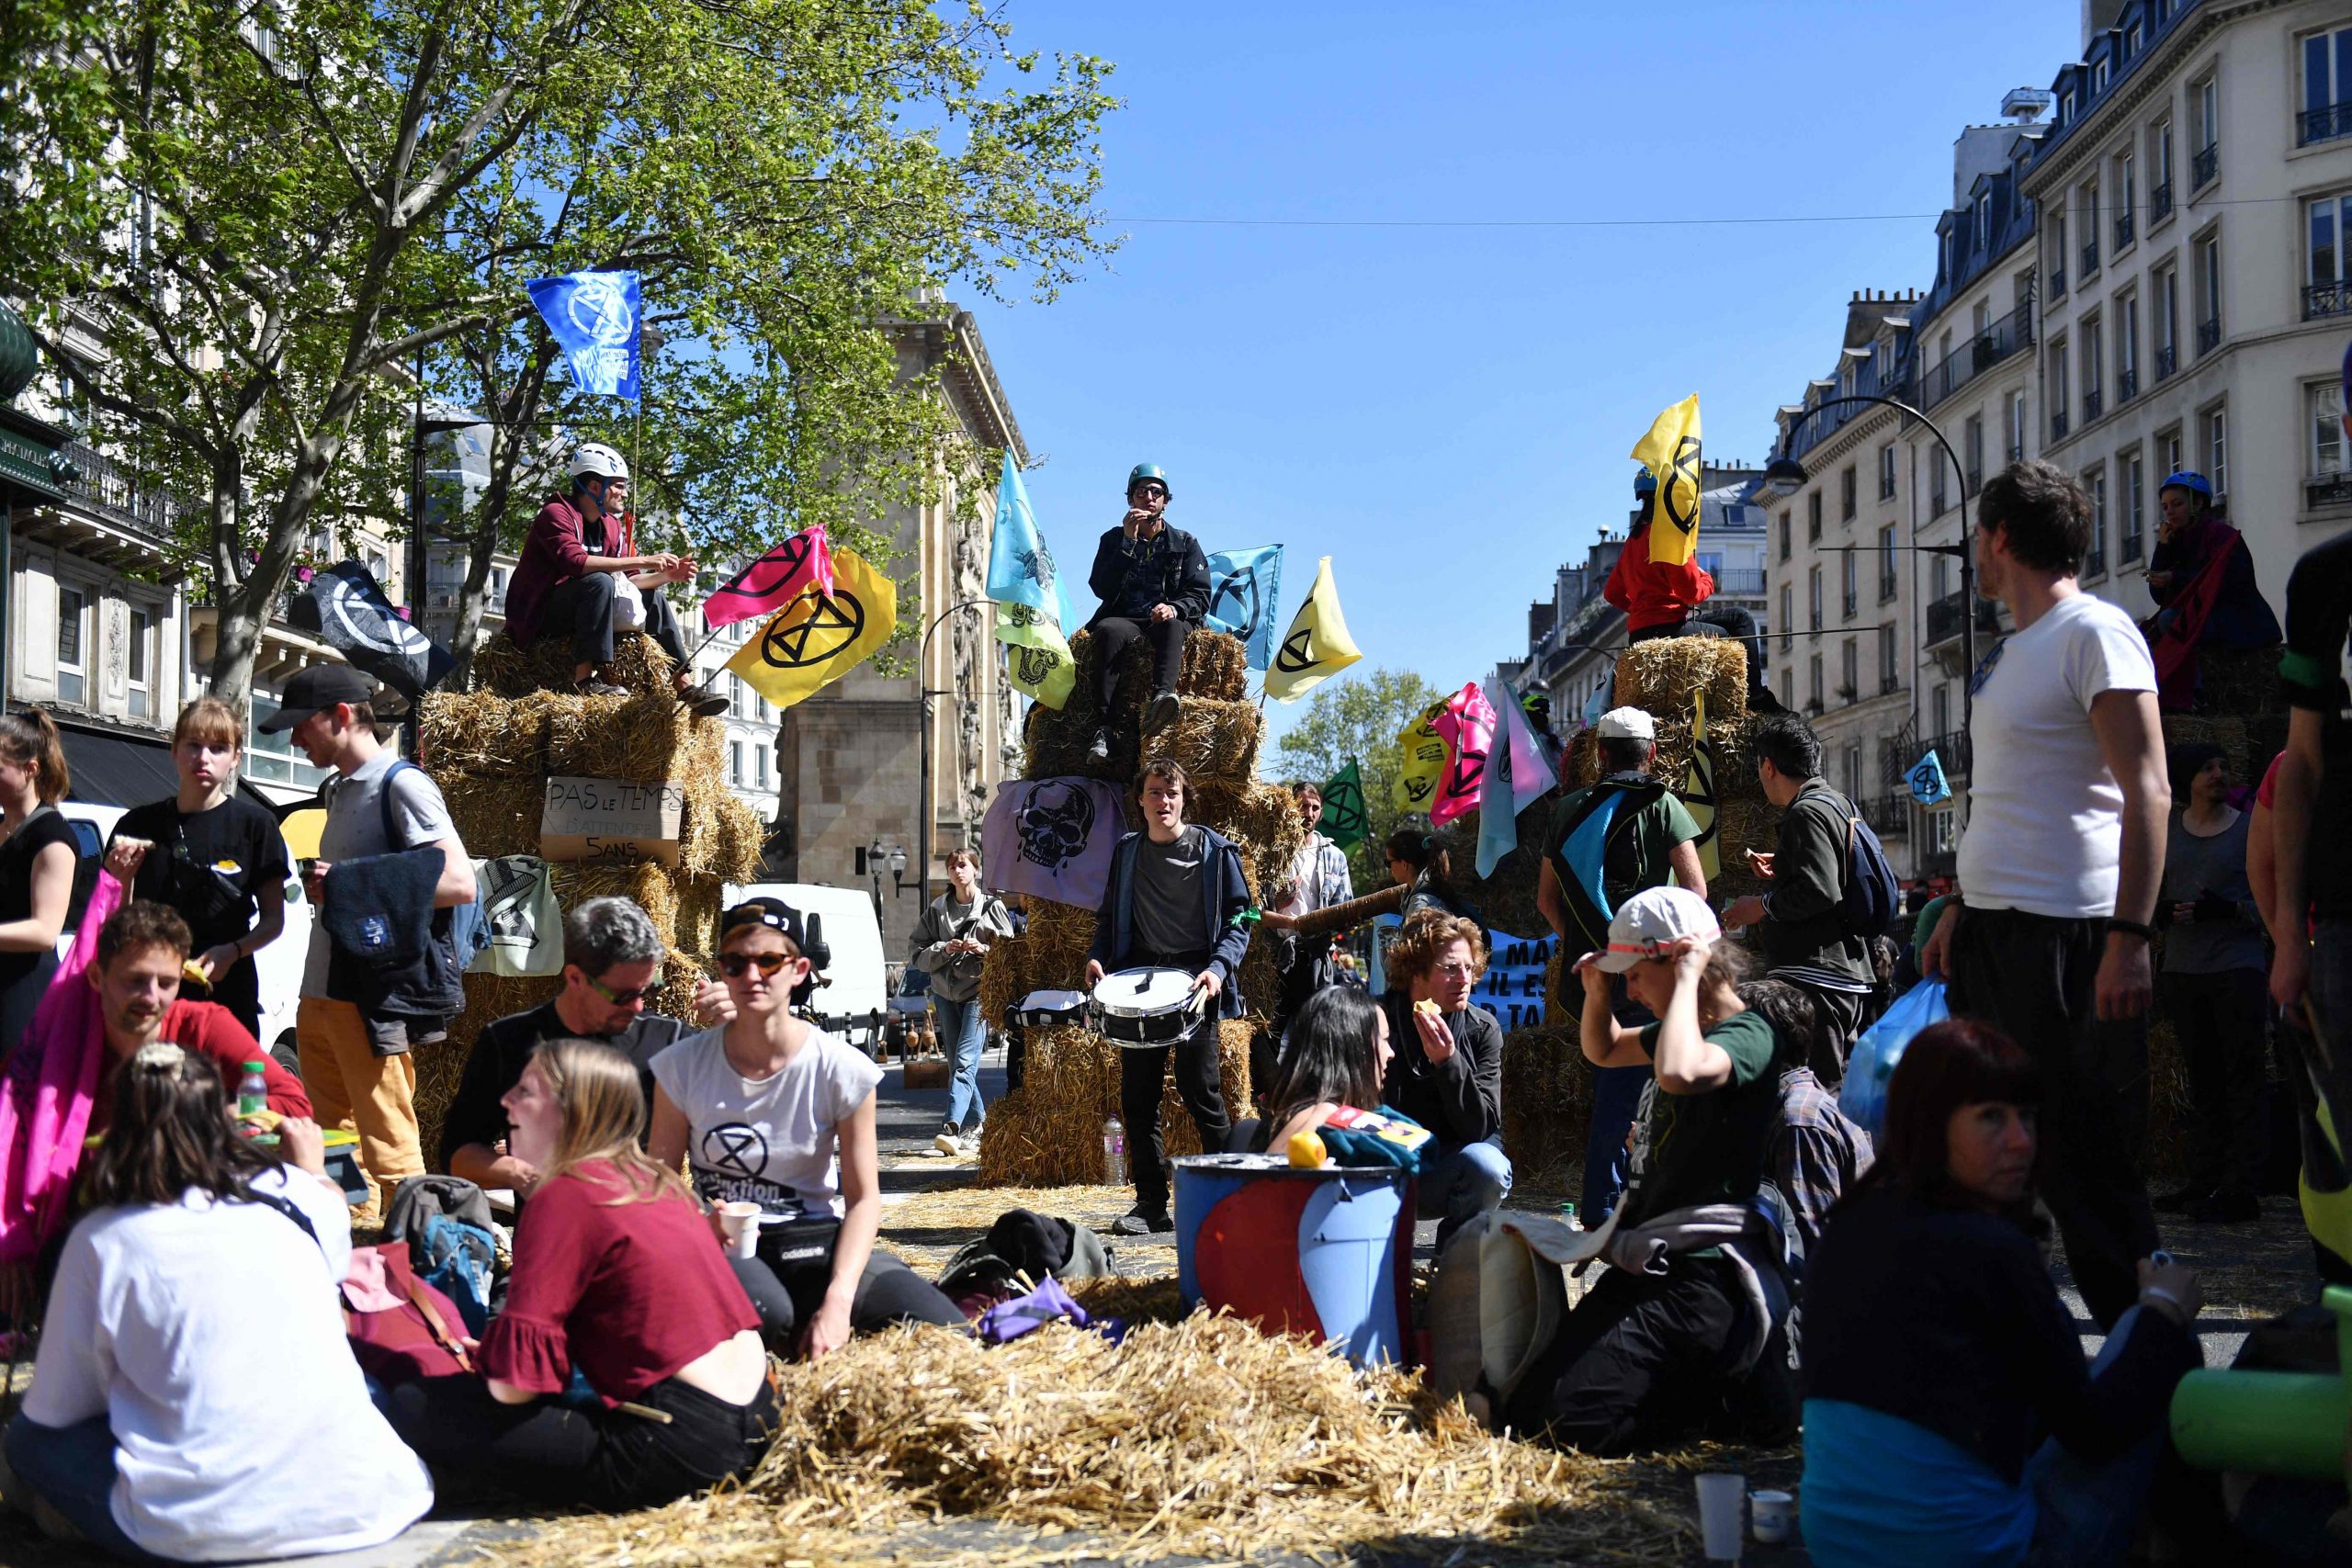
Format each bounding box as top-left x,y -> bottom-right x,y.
1014,988 -> 1087,1015
1093,966 -> 1200,1017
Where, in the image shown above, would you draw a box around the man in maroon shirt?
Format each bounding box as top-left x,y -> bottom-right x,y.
503,442 -> 727,715
85,901 -> 310,1129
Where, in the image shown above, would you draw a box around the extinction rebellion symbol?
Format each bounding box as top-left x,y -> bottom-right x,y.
1275,626 -> 1316,673
762,591 -> 865,669
1210,570 -> 1259,637
1660,434 -> 1702,540
724,534 -> 820,600
1320,779 -> 1365,842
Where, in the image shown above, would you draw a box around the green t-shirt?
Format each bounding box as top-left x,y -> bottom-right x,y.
1622,1008 -> 1782,1248
1544,777 -> 1702,936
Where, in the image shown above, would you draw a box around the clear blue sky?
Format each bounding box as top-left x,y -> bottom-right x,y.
964,2 -> 2083,752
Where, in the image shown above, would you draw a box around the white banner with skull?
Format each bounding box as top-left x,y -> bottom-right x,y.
980,775 -> 1131,913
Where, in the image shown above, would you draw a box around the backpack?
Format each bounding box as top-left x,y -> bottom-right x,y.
1836,804 -> 1901,939
342,1240 -> 478,1383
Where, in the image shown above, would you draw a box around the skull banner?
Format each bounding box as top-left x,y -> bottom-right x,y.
980,775 -> 1129,912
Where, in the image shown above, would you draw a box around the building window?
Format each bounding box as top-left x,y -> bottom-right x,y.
2116,291 -> 2139,400
1839,465 -> 1857,522
2051,211 -> 2069,297
2092,55 -> 2110,94
126,606 -> 152,721
2126,17 -> 2143,55
1974,188 -> 1991,245
1779,513 -> 1791,562
1845,743 -> 1865,803
1932,550 -> 1951,601
2149,118 -> 2174,222
2193,76 -> 2219,186
1841,549 -> 1858,619
756,693 -> 771,721
55,586 -> 86,706
2303,26 -> 2352,145
2306,193 -> 2352,318
2121,448 -> 2146,562
1929,807 -> 1958,855
2153,265 -> 2178,378
1808,654 -> 1824,711
1878,443 -> 1896,501
1963,413 -> 1984,490
1878,524 -> 1898,601
2113,152 -> 2136,251
2312,382 -> 2346,477
2077,179 -> 2101,276
729,740 -> 744,785
2203,402 -> 2227,495
2081,314 -> 2104,423
1931,682 -> 1950,739
754,746 -> 769,789
2159,426 -> 2184,477
729,673 -> 745,718
1878,626 -> 1898,694
1839,638 -> 1859,703
1780,583 -> 1793,642
2059,88 -> 2075,126
2193,231 -> 2222,353
2005,390 -> 2028,461
1808,567 -> 1823,633
1807,491 -> 1823,542
2051,337 -> 2071,440
2083,465 -> 2108,579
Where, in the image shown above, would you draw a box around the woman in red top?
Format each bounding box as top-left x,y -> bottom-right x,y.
384,1038 -> 774,1508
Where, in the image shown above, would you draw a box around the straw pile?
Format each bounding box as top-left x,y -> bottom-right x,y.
1612,636 -> 1748,722
977,1019 -> 1253,1187
471,627 -> 674,698
1501,1024 -> 1596,1193
1023,627 -> 1256,780
1144,695 -> 1262,779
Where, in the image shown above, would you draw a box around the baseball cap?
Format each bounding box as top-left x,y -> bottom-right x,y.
1595,886 -> 1723,972
1596,706 -> 1656,741
256,663 -> 381,732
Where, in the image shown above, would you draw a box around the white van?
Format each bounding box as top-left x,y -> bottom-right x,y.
722,881 -> 886,1048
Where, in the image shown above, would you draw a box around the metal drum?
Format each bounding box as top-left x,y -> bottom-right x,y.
1091,966 -> 1205,1046
1012,988 -> 1089,1030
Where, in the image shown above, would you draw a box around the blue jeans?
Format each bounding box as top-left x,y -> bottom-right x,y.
5,1415 -> 164,1563
1419,1140 -> 1513,1246
935,995 -> 988,1133
1585,1063 -> 1652,1221
2022,1307 -> 2171,1567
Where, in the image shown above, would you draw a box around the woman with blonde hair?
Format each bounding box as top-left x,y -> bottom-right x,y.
104,697 -> 288,1039
0,706 -> 80,1044
385,1037 -> 775,1509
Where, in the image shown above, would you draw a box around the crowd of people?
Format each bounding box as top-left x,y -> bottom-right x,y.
0,436 -> 2343,1567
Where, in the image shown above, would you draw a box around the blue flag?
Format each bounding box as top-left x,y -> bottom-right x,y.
1907,748 -> 1952,805
1202,545 -> 1284,671
987,451 -> 1079,637
526,271 -> 642,400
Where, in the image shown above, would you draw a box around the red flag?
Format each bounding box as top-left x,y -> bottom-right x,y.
701,528 -> 837,630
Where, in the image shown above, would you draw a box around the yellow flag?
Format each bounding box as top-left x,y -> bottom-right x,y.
725,547 -> 898,710
1683,687 -> 1721,881
1394,698 -> 1449,813
993,601 -> 1076,709
1630,392 -> 1703,567
1264,555 -> 1363,702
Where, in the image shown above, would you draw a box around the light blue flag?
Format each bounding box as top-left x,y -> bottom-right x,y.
526,271 -> 642,400
1907,748 -> 1952,805
988,451 -> 1079,637
1476,674 -> 1562,876
1202,545 -> 1284,671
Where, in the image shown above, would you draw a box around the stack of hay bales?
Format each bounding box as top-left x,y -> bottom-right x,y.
407,629 -> 765,1165
978,628 -> 1303,1187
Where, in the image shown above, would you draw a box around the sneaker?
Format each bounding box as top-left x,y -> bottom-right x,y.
576,678 -> 630,699
677,681 -> 729,718
1086,726 -> 1112,764
1146,690 -> 1182,734
933,1125 -> 963,1156
960,1130 -> 984,1156
2188,1190 -> 2260,1224
1111,1206 -> 1173,1236
1747,685 -> 1787,716
2153,1186 -> 2210,1213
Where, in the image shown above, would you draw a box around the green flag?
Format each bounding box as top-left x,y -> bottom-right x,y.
1318,759 -> 1369,850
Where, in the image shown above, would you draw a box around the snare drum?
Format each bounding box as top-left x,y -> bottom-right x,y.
1091,966 -> 1207,1046
1012,988 -> 1089,1030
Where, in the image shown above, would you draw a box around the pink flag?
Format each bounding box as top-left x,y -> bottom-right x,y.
1428,681 -> 1498,827
701,528 -> 837,630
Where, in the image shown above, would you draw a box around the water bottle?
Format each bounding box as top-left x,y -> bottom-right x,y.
1102,1116 -> 1127,1185
237,1060 -> 268,1121
1559,1201 -> 1581,1232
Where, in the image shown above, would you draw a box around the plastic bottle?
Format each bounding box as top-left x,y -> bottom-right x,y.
237,1061 -> 268,1122
1102,1116 -> 1127,1185
1559,1201 -> 1581,1231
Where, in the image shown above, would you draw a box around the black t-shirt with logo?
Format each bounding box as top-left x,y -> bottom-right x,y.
109,794 -> 289,955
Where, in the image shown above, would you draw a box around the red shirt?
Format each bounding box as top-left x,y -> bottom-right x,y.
91,1001 -> 312,1132
503,494 -> 639,646
481,1159 -> 760,1404
1603,525 -> 1716,633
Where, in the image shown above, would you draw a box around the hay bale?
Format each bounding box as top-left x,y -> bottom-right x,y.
1612,635 -> 1747,722
544,689 -> 699,784
549,859 -> 681,944
417,688 -> 556,778
709,793 -> 770,886
1022,629 -> 1255,779
1022,898 -> 1099,990
2195,642 -> 2289,718
1544,946 -> 1572,1025
434,774 -> 548,861
1500,1024 -> 1595,1194
1190,778 -> 1309,904
1102,625 -> 1251,706
679,777 -> 765,884
472,627 -> 676,700
1565,728 -> 1598,788
977,1018 -> 1250,1188
1143,695 -> 1262,779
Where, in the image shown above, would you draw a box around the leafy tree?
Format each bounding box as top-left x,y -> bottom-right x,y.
0,0 -> 1116,705
1270,667 -> 1442,886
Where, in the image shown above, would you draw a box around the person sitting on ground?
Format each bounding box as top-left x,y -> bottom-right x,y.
1606,468 -> 1781,713
1800,1019 -> 2201,1568
1737,977 -> 1873,1258
1232,986 -> 1394,1154
441,896 -> 718,1198
501,442 -> 728,715
1508,886 -> 1791,1454
6,1045 -> 431,1562
1377,911 -> 1511,1246
1082,462 -> 1211,765
385,1038 -> 775,1508
650,898 -> 966,1352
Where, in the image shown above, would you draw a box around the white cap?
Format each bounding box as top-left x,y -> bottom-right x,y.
567,441 -> 630,482
1596,706 -> 1656,741
1595,886 -> 1722,972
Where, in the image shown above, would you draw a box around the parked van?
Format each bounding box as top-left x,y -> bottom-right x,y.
722,881 -> 885,1048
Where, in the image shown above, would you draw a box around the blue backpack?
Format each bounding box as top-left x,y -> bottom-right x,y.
1836,803 -> 1901,939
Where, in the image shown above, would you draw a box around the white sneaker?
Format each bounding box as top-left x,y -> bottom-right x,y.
933,1128 -> 963,1156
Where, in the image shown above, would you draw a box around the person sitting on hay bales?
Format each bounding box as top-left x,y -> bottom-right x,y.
1508,886 -> 1794,1455
1385,827 -> 1482,931
1606,468 -> 1780,714
8,1044 -> 433,1562
1799,1019 -> 2200,1568
1251,780 -> 1355,1102
1230,986 -> 1392,1153
909,847 -> 1015,1158
442,897 -> 709,1198
650,898 -> 966,1352
1082,759 -> 1254,1235
501,441 -> 728,716
1536,705 -> 1707,1222
1081,462 -> 1212,765
1378,911 -> 1512,1247
2143,469 -> 2280,710
385,1038 -> 777,1510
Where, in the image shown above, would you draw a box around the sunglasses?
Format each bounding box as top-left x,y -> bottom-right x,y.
585,971 -> 662,1007
719,950 -> 799,978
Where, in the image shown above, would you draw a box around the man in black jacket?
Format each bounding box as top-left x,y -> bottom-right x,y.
1085,462 -> 1211,765
1723,713 -> 1874,1082
1378,910 -> 1510,1246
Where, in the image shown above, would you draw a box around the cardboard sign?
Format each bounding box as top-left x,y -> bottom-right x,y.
539,775 -> 684,866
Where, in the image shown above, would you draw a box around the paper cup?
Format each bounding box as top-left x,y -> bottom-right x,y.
1694,1472 -> 1745,1561
718,1201 -> 763,1258
1749,1488 -> 1793,1544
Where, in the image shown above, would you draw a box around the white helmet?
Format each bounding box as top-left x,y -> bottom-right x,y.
567,442 -> 629,483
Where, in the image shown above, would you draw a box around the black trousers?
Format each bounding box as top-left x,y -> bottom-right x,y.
2163,966 -> 2269,1199
1091,615 -> 1190,709
1628,603 -> 1768,692
387,1371 -> 780,1511
1947,906 -> 2159,1329
1120,988 -> 1231,1213
1786,980 -> 1870,1086
1250,937 -> 1331,1106
727,1232 -> 966,1342
537,570 -> 693,671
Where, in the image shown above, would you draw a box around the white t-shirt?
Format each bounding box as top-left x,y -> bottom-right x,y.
301,750 -> 458,997
1957,592 -> 2158,919
650,1024 -> 883,1220
22,1165 -> 434,1561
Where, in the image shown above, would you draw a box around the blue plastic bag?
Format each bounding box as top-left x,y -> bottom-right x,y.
1838,979 -> 1949,1138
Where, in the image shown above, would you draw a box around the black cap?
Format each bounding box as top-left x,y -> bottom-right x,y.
256,663 -> 380,733
720,897 -> 811,956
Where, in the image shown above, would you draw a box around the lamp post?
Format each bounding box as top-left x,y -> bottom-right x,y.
914,595 -> 993,909
866,836 -> 909,923
1759,393 -> 1980,737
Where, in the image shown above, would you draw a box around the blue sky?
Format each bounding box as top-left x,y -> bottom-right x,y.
964,2 -> 2083,750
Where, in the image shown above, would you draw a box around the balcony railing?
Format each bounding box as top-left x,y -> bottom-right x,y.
2306,281 -> 2352,321
2050,265 -> 2067,299
1926,591 -> 1999,649
2051,409 -> 2070,441
2197,315 -> 2221,354
1842,592 -> 1858,618
2121,528 -> 2144,563
2151,180 -> 2173,222
2193,141 -> 2218,186
2300,102 -> 2352,147
2117,367 -> 2138,402
1713,568 -> 1768,596
1879,572 -> 1898,602
2113,212 -> 2135,251
2309,472 -> 2352,510
2085,548 -> 2107,579
1879,474 -> 1897,501
1919,728 -> 1973,777
1930,481 -> 1949,515
1965,467 -> 1983,496
2154,343 -> 2177,380
2082,241 -> 2101,276
2007,441 -> 2025,463
2083,389 -> 2104,423
1923,302 -> 2036,410
56,440 -> 187,545
1861,794 -> 1912,837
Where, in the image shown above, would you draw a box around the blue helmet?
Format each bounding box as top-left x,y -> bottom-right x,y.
1634,468 -> 1657,497
1127,462 -> 1171,500
2159,469 -> 2213,500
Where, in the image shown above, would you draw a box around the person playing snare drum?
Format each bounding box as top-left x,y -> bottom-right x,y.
1082,760 -> 1254,1235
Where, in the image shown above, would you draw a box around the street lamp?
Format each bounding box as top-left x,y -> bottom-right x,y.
865,838 -> 910,919
1758,393 -> 1982,737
